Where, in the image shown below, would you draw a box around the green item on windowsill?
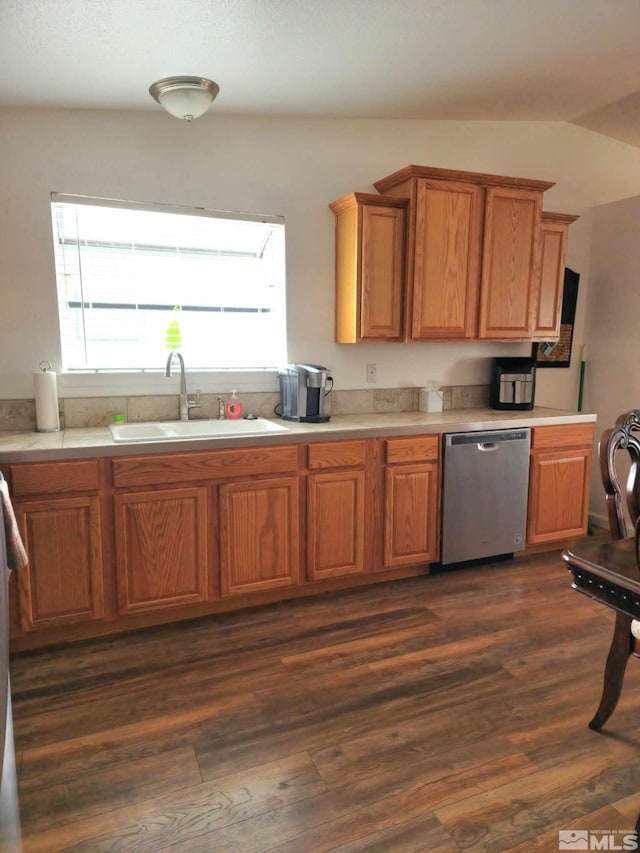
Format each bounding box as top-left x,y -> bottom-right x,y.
165,306 -> 182,350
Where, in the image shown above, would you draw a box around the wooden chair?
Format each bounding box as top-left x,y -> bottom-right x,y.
589,409 -> 640,730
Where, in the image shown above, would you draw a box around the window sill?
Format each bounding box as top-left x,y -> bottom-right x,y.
58,368 -> 280,398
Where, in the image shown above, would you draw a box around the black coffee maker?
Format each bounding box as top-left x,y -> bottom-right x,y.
278,364 -> 332,422
490,357 -> 536,411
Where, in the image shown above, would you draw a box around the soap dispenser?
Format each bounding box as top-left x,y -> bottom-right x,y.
225,390 -> 243,420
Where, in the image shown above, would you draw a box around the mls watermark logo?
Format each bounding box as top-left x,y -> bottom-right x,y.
559,831 -> 589,850
559,829 -> 639,850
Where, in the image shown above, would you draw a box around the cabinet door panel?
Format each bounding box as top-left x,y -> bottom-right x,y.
361,204 -> 405,340
527,450 -> 591,543
10,460 -> 100,498
307,471 -> 365,580
411,179 -> 483,340
532,423 -> 594,452
532,214 -> 577,340
384,464 -> 439,567
115,487 -> 208,614
479,187 -> 541,338
16,496 -> 104,630
534,223 -> 565,338
220,476 -> 299,595
331,193 -> 407,343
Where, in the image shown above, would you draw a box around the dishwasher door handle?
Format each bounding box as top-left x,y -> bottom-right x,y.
478,442 -> 500,451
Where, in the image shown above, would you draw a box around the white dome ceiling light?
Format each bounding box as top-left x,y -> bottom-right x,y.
149,76 -> 220,122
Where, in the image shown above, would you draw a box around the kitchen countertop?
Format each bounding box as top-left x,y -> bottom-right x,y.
0,407 -> 597,463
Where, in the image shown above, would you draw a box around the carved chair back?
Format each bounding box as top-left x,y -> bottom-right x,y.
599,410 -> 640,540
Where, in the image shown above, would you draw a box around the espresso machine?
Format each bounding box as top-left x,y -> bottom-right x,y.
278,364 -> 332,422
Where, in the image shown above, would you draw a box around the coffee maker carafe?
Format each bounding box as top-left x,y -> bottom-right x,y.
278,364 -> 332,422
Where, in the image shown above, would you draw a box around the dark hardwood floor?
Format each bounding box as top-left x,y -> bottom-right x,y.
9,543 -> 640,852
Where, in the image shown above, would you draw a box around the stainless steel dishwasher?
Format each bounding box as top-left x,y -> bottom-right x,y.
440,428 -> 531,565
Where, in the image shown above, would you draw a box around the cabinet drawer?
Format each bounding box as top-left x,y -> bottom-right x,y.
531,423 -> 595,452
9,460 -> 100,497
385,435 -> 440,464
112,445 -> 299,488
308,441 -> 367,469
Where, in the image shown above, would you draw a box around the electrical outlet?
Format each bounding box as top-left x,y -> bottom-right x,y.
366,363 -> 376,383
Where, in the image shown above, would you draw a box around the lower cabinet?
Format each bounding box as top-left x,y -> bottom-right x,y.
5,422 -> 596,649
114,487 -> 209,614
306,440 -> 367,581
219,476 -> 300,595
14,496 -> 104,630
527,423 -> 594,544
383,436 -> 440,567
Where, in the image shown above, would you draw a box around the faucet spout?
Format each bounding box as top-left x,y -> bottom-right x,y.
165,351 -> 194,421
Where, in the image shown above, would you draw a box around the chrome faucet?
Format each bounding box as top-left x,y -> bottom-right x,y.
216,396 -> 226,420
165,352 -> 200,421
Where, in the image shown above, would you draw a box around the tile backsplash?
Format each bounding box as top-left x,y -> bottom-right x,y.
0,385 -> 490,431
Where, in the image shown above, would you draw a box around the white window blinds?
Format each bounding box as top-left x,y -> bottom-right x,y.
50,195 -> 287,371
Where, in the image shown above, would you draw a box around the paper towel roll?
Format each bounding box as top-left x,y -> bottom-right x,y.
34,366 -> 60,432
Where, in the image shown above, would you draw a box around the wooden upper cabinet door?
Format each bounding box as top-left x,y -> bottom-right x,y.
219,476 -> 300,596
330,192 -> 407,343
532,212 -> 579,340
360,203 -> 405,340
478,186 -> 542,339
115,487 -> 209,614
15,496 -> 104,631
411,179 -> 484,340
307,470 -> 365,581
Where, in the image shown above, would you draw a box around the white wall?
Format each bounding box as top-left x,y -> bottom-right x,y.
584,195 -> 640,526
2,108 -> 640,402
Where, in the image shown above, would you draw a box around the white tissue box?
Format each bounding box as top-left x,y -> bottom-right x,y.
419,388 -> 444,413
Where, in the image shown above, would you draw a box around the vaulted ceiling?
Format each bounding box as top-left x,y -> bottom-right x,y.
2,0 -> 639,146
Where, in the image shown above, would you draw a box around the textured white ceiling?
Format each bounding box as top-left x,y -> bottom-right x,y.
2,0 -> 640,145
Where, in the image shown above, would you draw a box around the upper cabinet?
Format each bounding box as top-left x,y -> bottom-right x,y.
330,165 -> 577,344
477,185 -> 544,339
330,192 -> 408,343
373,165 -> 555,342
532,211 -> 580,341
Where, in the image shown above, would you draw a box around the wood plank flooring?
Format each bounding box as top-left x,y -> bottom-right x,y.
10,542 -> 640,852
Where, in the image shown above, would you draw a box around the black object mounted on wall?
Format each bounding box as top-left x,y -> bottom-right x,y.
532,267 -> 580,368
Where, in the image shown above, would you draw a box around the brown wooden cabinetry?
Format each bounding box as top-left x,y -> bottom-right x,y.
4,421 -> 594,651
6,459 -> 104,631
527,423 -> 595,544
114,487 -> 208,614
219,476 -> 300,595
14,496 -> 104,630
408,177 -> 484,340
477,186 -> 542,339
112,446 -> 300,604
383,435 -> 440,567
330,192 -> 407,343
306,440 -> 367,580
532,212 -> 580,340
374,165 -> 555,342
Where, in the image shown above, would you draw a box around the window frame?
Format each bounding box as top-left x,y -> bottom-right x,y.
50,192 -> 288,376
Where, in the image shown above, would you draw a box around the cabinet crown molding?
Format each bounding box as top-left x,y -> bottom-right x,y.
374,164 -> 556,194
541,211 -> 580,224
329,192 -> 409,214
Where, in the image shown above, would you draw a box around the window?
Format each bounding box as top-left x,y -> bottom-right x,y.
50,195 -> 287,371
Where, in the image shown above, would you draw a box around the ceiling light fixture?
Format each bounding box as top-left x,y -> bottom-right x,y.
149,76 -> 220,122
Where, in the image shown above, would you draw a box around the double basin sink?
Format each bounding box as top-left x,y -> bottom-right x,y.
109,417 -> 289,443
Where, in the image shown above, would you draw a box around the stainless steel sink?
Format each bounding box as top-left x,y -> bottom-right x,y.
109,417 -> 289,443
